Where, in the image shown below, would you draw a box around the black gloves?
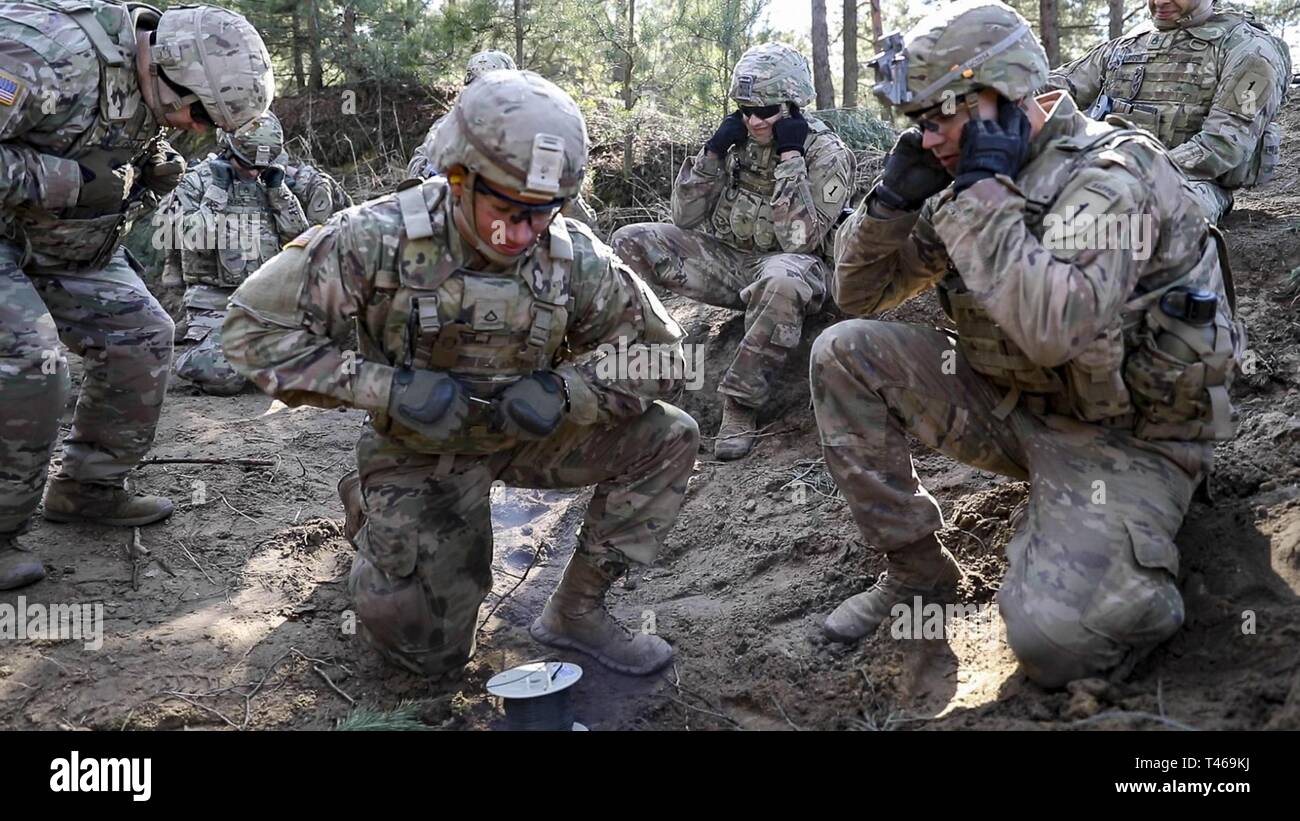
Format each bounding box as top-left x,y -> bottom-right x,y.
76,155 -> 134,211
209,158 -> 234,190
259,164 -> 286,189
388,369 -> 470,440
873,127 -> 951,211
705,111 -> 749,158
773,104 -> 810,156
140,140 -> 186,197
389,368 -> 571,442
493,370 -> 569,439
953,97 -> 1032,194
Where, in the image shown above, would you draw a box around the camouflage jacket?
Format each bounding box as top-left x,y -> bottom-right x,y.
835,92 -> 1240,438
0,0 -> 163,271
283,160 -> 351,226
222,177 -> 684,455
1050,6 -> 1291,187
407,114 -> 600,232
163,155 -> 309,289
671,115 -> 854,258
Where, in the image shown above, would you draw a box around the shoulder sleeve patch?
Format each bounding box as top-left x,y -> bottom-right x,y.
1040,168 -> 1141,261
286,224 -> 323,249
1222,54 -> 1276,119
0,69 -> 28,108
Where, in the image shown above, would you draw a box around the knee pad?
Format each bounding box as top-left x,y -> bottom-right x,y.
348,552 -> 466,678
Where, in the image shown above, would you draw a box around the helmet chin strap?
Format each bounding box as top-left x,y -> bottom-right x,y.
145,63 -> 198,125
136,33 -> 176,125
1153,0 -> 1214,30
451,169 -> 537,268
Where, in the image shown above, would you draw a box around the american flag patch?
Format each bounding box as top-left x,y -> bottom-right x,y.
0,74 -> 21,106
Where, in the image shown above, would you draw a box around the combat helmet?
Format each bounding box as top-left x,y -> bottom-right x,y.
148,4 -> 274,131
871,0 -> 1048,116
220,111 -> 284,168
463,50 -> 517,86
728,43 -> 815,108
430,70 -> 588,264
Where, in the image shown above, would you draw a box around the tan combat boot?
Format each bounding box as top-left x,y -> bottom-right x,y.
42,478 -> 174,527
337,469 -> 364,542
530,553 -> 673,675
0,534 -> 45,591
823,535 -> 965,643
714,397 -> 759,461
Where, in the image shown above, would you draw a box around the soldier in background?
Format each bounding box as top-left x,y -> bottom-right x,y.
280,146 -> 351,228
1050,0 -> 1291,223
0,1 -> 272,590
612,43 -> 855,460
163,112 -> 309,395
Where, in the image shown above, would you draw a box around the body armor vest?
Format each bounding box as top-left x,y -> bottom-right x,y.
938,125 -> 1238,441
1098,14 -> 1282,187
3,0 -> 161,271
709,118 -> 831,255
180,165 -> 286,288
362,181 -> 573,454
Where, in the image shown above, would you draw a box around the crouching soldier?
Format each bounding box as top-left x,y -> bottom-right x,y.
815,0 -> 1244,687
223,71 -> 699,679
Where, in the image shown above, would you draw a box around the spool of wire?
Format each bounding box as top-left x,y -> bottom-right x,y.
486,661 -> 585,731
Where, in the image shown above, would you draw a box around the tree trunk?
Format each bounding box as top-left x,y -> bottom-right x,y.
869,0 -> 883,46
342,4 -> 358,84
513,0 -> 525,67
1040,0 -> 1060,67
307,0 -> 323,91
811,0 -> 835,109
842,0 -> 858,108
623,0 -> 636,180
1109,0 -> 1125,38
291,6 -> 305,93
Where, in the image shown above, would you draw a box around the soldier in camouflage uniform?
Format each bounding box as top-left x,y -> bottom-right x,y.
612,43 -> 855,460
407,51 -> 601,232
223,71 -> 699,679
160,113 -> 351,310
0,1 -> 273,590
816,0 -> 1243,687
280,154 -> 351,228
161,112 -> 309,395
1049,0 -> 1291,223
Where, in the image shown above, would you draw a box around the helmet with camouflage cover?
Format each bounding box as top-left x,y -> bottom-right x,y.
463,50 -> 517,86
431,70 -> 588,200
871,0 -> 1048,116
728,43 -> 815,107
430,70 -> 588,264
220,111 -> 284,168
150,4 -> 275,132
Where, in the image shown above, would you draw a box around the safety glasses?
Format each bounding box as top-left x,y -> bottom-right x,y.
739,104 -> 782,120
473,177 -> 565,227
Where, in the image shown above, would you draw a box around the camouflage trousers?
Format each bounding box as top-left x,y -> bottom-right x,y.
811,320 -> 1211,687
1188,181 -> 1233,224
344,401 -> 699,677
612,223 -> 825,408
174,288 -> 246,396
0,241 -> 173,535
